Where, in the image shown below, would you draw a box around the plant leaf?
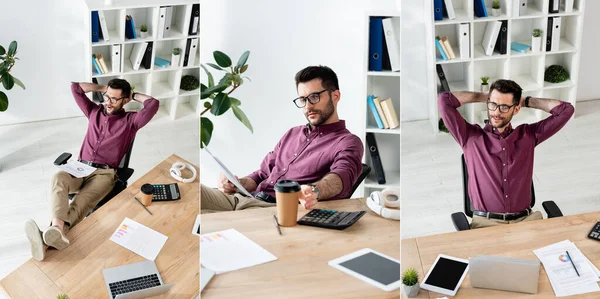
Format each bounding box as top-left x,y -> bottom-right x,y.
200,65 -> 214,88
218,73 -> 234,86
8,41 -> 17,56
201,83 -> 207,93
2,73 -> 14,90
200,117 -> 214,148
210,93 -> 231,116
213,51 -> 232,68
0,45 -> 5,55
0,91 -> 8,112
236,51 -> 250,69
12,76 -> 25,89
232,105 -> 253,133
201,83 -> 228,99
240,64 -> 249,74
206,63 -> 223,71
229,97 -> 241,106
243,76 -> 252,82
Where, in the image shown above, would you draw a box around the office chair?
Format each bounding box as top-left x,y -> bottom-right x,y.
349,163 -> 371,197
451,154 -> 563,231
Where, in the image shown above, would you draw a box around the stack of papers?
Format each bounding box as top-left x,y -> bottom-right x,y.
533,240 -> 600,297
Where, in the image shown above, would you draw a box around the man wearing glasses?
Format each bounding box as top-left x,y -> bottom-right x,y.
439,79 -> 574,229
201,65 -> 363,212
24,79 -> 158,261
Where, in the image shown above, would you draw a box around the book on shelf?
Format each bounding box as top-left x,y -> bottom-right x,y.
441,37 -> 456,59
435,36 -> 448,60
97,54 -> 109,74
510,42 -> 530,53
367,95 -> 385,129
380,98 -> 399,129
373,97 -> 390,129
154,57 -> 170,68
92,54 -> 102,75
98,10 -> 110,41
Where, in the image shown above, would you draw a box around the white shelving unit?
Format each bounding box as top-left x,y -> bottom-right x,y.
357,11 -> 401,198
83,0 -> 200,120
426,0 -> 586,131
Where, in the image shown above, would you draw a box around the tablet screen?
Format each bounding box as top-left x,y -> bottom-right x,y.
424,257 -> 468,290
339,252 -> 400,285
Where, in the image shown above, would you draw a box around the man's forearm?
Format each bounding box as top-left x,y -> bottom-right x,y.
78,82 -> 106,93
451,91 -> 488,105
239,177 -> 258,193
520,96 -> 564,113
132,92 -> 154,104
313,173 -> 343,200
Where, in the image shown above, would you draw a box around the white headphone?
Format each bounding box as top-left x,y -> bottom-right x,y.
170,161 -> 197,183
366,188 -> 400,221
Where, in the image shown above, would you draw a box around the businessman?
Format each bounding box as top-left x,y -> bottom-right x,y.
25,79 -> 159,261
439,79 -> 574,229
201,65 -> 364,212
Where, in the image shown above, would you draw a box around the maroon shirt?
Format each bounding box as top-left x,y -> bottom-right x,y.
247,120 -> 364,200
71,83 -> 159,168
438,92 -> 574,213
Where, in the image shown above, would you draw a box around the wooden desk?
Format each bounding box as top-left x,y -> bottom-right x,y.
401,212 -> 600,298
0,154 -> 200,299
201,198 -> 400,298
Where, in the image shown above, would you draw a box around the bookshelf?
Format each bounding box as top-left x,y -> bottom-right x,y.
426,0 -> 586,131
83,0 -> 200,120
358,11 -> 401,198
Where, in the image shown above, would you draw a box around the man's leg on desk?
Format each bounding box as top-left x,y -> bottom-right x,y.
200,184 -> 274,213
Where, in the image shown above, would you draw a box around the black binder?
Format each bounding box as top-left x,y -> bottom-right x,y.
91,78 -> 103,104
188,4 -> 199,35
366,133 -> 386,184
141,41 -> 153,70
494,20 -> 508,55
183,39 -> 191,67
549,0 -> 559,13
436,64 -> 450,93
546,17 -> 553,52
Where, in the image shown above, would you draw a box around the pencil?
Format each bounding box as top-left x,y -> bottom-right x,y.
273,215 -> 282,235
134,197 -> 153,215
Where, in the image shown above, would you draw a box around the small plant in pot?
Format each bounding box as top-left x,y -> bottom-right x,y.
544,65 -> 570,83
181,75 -> 199,91
480,76 -> 490,92
140,24 -> 148,38
402,268 -> 420,297
171,48 -> 182,67
491,0 -> 501,16
532,28 -> 543,52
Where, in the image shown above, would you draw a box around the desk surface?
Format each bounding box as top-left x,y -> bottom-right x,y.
0,154 -> 200,299
401,212 -> 600,299
201,197 -> 400,298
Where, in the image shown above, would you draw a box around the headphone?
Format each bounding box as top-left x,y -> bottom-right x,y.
170,161 -> 197,183
366,188 -> 400,221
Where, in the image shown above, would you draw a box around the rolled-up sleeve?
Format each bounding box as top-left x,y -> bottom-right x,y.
247,133 -> 285,185
438,92 -> 477,148
132,99 -> 159,130
329,135 -> 364,199
529,101 -> 574,146
71,82 -> 97,118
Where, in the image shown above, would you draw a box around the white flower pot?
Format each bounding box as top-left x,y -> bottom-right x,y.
402,284 -> 420,298
171,54 -> 181,67
140,31 -> 148,38
481,83 -> 490,93
532,36 -> 541,52
492,8 -> 501,17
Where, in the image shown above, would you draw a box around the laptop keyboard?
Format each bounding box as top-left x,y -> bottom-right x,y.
109,274 -> 161,298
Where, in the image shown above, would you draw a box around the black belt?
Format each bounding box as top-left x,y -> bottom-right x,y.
473,208 -> 532,221
78,160 -> 113,170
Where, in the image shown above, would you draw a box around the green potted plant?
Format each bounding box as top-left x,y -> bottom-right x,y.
402,268 -> 420,297
544,65 -> 570,83
0,41 -> 26,112
181,75 -> 199,91
171,48 -> 182,67
200,50 -> 253,148
491,0 -> 501,16
480,76 -> 490,92
140,24 -> 148,38
532,28 -> 543,53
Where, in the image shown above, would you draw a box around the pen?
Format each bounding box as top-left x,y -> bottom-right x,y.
566,250 -> 580,277
134,197 -> 153,215
273,215 -> 282,235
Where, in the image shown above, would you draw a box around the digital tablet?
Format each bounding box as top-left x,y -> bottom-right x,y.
420,254 -> 469,296
328,248 -> 400,292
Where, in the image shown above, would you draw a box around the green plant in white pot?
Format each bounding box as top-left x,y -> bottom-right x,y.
171,48 -> 182,67
532,28 -> 543,53
402,268 -> 420,297
491,0 -> 501,16
0,41 -> 26,112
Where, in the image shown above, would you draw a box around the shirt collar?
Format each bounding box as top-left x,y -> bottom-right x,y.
485,122 -> 513,137
305,120 -> 346,135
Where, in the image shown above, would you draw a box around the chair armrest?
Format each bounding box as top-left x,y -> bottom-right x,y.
542,201 -> 563,218
451,212 -> 471,231
54,153 -> 72,166
116,168 -> 134,183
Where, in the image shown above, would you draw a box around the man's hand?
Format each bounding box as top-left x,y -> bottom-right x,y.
299,184 -> 318,210
218,173 -> 238,194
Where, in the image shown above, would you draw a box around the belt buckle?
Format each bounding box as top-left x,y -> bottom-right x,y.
502,213 -> 507,221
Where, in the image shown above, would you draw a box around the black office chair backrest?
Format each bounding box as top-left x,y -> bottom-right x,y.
461,154 -> 535,218
118,138 -> 135,169
349,163 -> 371,197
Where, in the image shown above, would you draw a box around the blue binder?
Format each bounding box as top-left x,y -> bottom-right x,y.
125,15 -> 136,39
435,38 -> 448,60
91,11 -> 100,42
130,16 -> 137,39
474,0 -> 488,17
368,17 -> 383,71
434,0 -> 443,21
367,95 -> 385,129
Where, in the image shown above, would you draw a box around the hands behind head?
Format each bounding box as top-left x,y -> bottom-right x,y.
299,185 -> 318,210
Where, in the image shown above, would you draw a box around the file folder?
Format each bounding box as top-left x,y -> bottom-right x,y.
494,20 -> 508,55
125,15 -> 135,39
111,44 -> 121,73
158,7 -> 167,38
164,6 -> 173,37
457,23 -> 470,59
443,0 -> 456,20
482,21 -> 502,56
368,17 -> 384,71
515,0 -> 528,17
549,0 -> 559,13
434,0 -> 443,21
130,42 -> 148,71
550,16 -> 561,51
184,38 -> 198,67
382,18 -> 400,71
189,4 -> 199,35
562,0 -> 574,13
91,11 -> 100,42
436,64 -> 450,92
142,41 -> 153,70
474,0 -> 488,17
98,10 -> 110,41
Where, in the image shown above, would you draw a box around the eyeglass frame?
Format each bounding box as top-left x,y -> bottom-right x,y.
486,101 -> 518,113
102,92 -> 128,104
292,89 -> 334,108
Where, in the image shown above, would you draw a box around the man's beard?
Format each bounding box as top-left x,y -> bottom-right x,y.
304,98 -> 334,127
104,104 -> 124,115
487,110 -> 513,129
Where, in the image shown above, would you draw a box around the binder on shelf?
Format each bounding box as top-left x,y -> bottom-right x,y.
435,37 -> 448,61
443,0 -> 456,20
441,37 -> 456,59
367,95 -> 385,129
549,0 -> 559,13
111,44 -> 121,73
510,42 -> 531,53
380,98 -> 399,129
125,15 -> 135,39
436,64 -> 451,93
366,133 -> 386,185
130,15 -> 137,39
482,21 -> 502,56
368,17 -> 383,71
141,41 -> 153,70
382,34 -> 392,71
546,17 -> 553,51
157,6 -> 167,38
373,97 -> 390,129
92,78 -> 103,103
550,16 -> 561,51
97,54 -> 109,74
494,20 -> 508,55
91,11 -> 100,42
434,0 -> 443,21
164,6 -> 173,37
474,0 -> 488,17
92,54 -> 103,74
189,4 -> 199,35
514,0 -> 528,16
183,38 -> 198,67
457,23 -> 470,59
561,0 -> 574,13
98,10 -> 110,41
129,42 -> 148,71
382,18 -> 400,72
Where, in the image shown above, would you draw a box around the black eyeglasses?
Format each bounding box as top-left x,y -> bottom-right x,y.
293,89 -> 332,108
487,101 -> 517,113
102,92 -> 127,104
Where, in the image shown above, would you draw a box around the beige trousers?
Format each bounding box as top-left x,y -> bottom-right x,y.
200,183 -> 275,213
51,168 -> 116,228
470,210 -> 543,229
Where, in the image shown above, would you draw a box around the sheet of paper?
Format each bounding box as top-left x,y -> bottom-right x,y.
202,146 -> 254,198
57,160 -> 96,178
200,228 -> 277,274
110,217 -> 168,261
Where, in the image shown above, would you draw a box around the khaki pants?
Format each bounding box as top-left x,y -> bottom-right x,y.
200,184 -> 274,213
470,210 -> 543,229
51,169 -> 116,228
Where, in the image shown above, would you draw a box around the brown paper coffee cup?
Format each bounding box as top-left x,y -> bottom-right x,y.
275,180 -> 301,227
140,184 -> 154,206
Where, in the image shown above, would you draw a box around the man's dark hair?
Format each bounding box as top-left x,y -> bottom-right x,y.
107,78 -> 131,98
295,65 -> 339,91
489,79 -> 522,105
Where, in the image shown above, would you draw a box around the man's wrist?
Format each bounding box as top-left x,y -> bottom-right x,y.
309,183 -> 320,200
524,96 -> 531,108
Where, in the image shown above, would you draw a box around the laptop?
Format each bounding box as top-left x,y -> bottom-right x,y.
102,260 -> 174,299
469,255 -> 540,294
201,267 -> 215,292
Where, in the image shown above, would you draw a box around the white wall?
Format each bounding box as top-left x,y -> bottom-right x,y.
576,0 -> 600,102
0,0 -> 89,126
199,0 -> 398,187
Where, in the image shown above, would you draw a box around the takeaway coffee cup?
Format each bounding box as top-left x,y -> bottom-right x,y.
140,184 -> 154,206
275,180 -> 301,227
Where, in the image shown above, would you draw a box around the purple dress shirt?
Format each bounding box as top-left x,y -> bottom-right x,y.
438,92 -> 574,213
71,83 -> 159,168
247,120 -> 364,200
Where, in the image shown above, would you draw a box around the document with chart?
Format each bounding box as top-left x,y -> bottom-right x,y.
110,217 -> 168,261
202,146 -> 254,198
